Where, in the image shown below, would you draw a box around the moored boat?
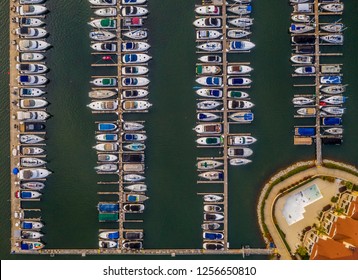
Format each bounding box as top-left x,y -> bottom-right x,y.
15,190 -> 42,199
321,106 -> 345,115
204,205 -> 222,212
320,85 -> 345,94
295,66 -> 315,74
21,230 -> 43,239
229,158 -> 252,166
197,112 -> 220,122
203,194 -> 223,202
124,174 -> 145,182
122,89 -> 149,99
289,24 -> 315,33
19,98 -> 48,109
88,18 -> 117,29
228,100 -> 254,109
89,0 -> 117,6
229,111 -> 254,123
20,157 -> 46,167
91,42 -> 117,52
17,39 -> 51,51
196,76 -> 223,86
99,241 -> 117,248
228,5 -> 252,15
228,135 -> 257,146
199,171 -> 223,181
227,65 -> 253,74
204,213 -> 224,221
196,136 -> 223,146
122,100 -> 152,111
19,134 -> 45,144
196,42 -> 222,52
197,160 -> 223,170
19,87 -> 46,97
90,77 -> 117,87
15,17 -> 45,27
125,194 -> 149,203
228,18 -> 253,28
320,3 -> 344,12
88,100 -> 118,111
229,40 -> 255,51
17,110 -> 49,121
124,184 -> 147,192
325,127 -> 343,135
292,97 -> 314,105
321,34 -> 343,44
17,241 -> 44,250
195,5 -> 220,15
99,231 -> 119,240
89,30 -> 116,41
20,182 -> 45,190
98,122 -> 118,131
93,143 -> 119,152
17,75 -> 47,86
291,55 -> 313,64
228,147 -> 253,157
198,55 -> 222,63
227,29 -> 251,39
89,90 -> 117,99
193,18 -> 221,28
123,29 -> 147,40
95,164 -> 118,172
94,8 -> 117,17
196,30 -> 222,40
15,27 -> 47,39
123,122 -> 144,131
196,89 -> 222,98
18,168 -> 51,180
16,5 -> 47,16
121,6 -> 148,16
201,223 -> 220,230
124,143 -> 146,151
228,77 -> 252,86
20,220 -> 43,230
228,91 -> 249,99
203,242 -> 224,250
194,124 -> 222,134
95,133 -> 118,141
98,154 -> 118,162
17,52 -> 45,62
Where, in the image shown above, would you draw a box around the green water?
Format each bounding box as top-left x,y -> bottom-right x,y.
1,0 -> 358,260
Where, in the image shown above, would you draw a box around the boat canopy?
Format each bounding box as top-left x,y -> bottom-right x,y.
101,18 -> 114,27
108,232 -> 119,239
98,213 -> 118,221
20,76 -> 30,82
22,222 -> 33,229
98,203 -> 119,212
297,127 -> 315,136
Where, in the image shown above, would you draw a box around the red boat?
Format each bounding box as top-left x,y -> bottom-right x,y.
102,56 -> 111,61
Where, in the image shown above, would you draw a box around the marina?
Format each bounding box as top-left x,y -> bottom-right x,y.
3,0 -> 358,260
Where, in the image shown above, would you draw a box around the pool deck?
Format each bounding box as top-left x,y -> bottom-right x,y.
275,178 -> 340,251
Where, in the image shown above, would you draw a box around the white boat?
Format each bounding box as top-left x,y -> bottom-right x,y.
321,106 -> 345,115
196,30 -> 222,40
227,29 -> 251,39
229,111 -> 254,123
124,174 -> 145,182
204,205 -> 222,213
15,27 -> 47,38
197,42 -> 222,52
290,0 -> 310,3
197,160 -> 223,170
16,63 -> 47,74
122,133 -> 147,141
93,143 -> 118,152
197,112 -> 220,122
20,182 -> 45,190
99,231 -> 119,240
320,23 -> 344,33
19,220 -> 44,229
21,147 -> 45,155
291,14 -> 310,23
18,168 -> 51,180
122,66 -> 148,75
95,164 -> 118,172
20,157 -> 46,167
17,53 -> 45,62
122,89 -> 148,99
122,0 -> 146,4
196,65 -> 221,75
229,158 -> 252,166
88,18 -> 117,29
321,34 -> 343,44
123,122 -> 144,131
228,136 -> 257,146
228,100 -> 254,109
89,90 -> 117,99
90,78 -> 117,87
203,195 -> 223,202
320,85 -> 345,94
17,40 -> 50,51
228,91 -> 249,99
95,133 -> 118,141
292,97 -> 314,105
199,171 -> 223,181
297,107 -> 316,116
321,96 -> 346,105
228,5 -> 252,15
94,8 -> 117,17
21,230 -> 43,239
124,184 -> 147,192
122,53 -> 152,64
89,31 -> 116,41
228,77 -> 252,86
204,213 -> 224,221
325,127 -> 343,135
196,89 -> 222,98
229,40 -> 255,51
295,66 -> 315,74
15,190 -> 42,199
228,18 -> 253,28
17,110 -> 49,121
290,55 -> 313,64
15,17 -> 45,27
19,99 -> 48,109
98,154 -> 118,162
197,100 -> 222,110
194,124 -> 222,134
196,136 -> 223,146
122,100 -> 152,111
121,6 -> 148,16
193,18 -> 221,28
91,42 -> 117,52
227,65 -> 253,74
198,55 -> 221,63
19,88 -> 46,97
99,241 -> 117,248
16,5 -> 47,16
195,5 -> 220,15
289,24 -> 315,34
321,3 -> 344,12
122,42 -> 150,52
89,0 -> 117,6
123,143 -> 146,151
123,29 -> 147,40
201,223 -> 220,230
88,100 -> 118,111
19,134 -> 45,144
228,147 -> 253,157
196,76 -> 223,86
122,77 -> 149,87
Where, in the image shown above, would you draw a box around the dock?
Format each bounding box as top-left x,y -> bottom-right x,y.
291,0 -> 345,165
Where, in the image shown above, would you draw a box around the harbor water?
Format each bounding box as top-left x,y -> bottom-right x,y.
1,0 -> 358,259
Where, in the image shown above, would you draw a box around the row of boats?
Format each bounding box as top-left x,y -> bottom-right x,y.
289,0 -> 345,145
87,0 -> 151,251
194,0 -> 256,250
11,0 -> 52,251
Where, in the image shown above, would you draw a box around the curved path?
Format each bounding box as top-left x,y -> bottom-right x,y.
258,164 -> 358,260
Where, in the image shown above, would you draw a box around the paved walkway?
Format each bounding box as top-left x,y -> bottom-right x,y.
260,165 -> 358,260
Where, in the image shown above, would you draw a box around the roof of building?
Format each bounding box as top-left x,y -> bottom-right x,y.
329,217 -> 358,247
310,238 -> 358,260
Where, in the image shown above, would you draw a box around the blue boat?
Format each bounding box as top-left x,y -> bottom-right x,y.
96,133 -> 117,141
98,123 -> 118,131
320,76 -> 342,84
196,76 -> 223,86
98,203 -> 119,213
21,221 -> 44,230
20,241 -> 44,250
124,143 -> 146,151
99,231 -> 119,240
323,117 -> 342,126
203,232 -> 224,240
296,127 -> 315,136
198,112 -> 220,122
122,133 -> 147,141
229,112 -> 254,123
